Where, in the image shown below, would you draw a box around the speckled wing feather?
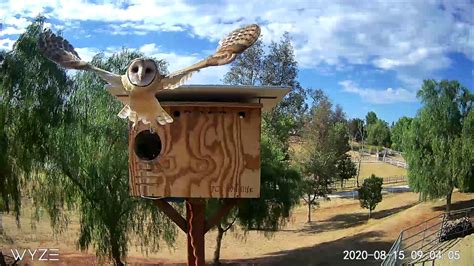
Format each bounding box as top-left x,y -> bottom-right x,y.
163,24 -> 261,86
38,29 -> 123,87
38,29 -> 88,70
216,23 -> 261,55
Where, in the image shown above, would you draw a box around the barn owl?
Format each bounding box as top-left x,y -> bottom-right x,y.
38,24 -> 261,131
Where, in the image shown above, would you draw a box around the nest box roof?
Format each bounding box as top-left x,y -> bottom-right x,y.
156,85 -> 290,111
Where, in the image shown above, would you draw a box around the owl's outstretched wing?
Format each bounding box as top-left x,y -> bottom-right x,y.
161,24 -> 261,90
38,29 -> 123,88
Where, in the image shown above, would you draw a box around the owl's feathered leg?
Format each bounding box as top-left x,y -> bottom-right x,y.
117,105 -> 140,130
156,109 -> 173,125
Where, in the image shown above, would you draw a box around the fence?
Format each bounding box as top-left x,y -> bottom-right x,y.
382,157 -> 408,169
382,147 -> 404,157
331,176 -> 407,190
351,156 -> 408,168
382,206 -> 474,265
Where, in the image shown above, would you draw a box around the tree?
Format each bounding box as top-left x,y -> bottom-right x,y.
300,89 -> 349,222
329,122 -> 351,157
33,50 -> 177,265
365,111 -> 378,126
336,154 -> 357,189
223,39 -> 264,86
391,116 -> 412,151
367,119 -> 391,147
328,122 -> 356,188
404,80 -> 473,212
0,17 -> 71,221
348,118 -> 365,142
301,150 -> 334,222
348,118 -> 367,187
358,174 -> 383,219
457,110 -> 474,192
262,33 -> 308,141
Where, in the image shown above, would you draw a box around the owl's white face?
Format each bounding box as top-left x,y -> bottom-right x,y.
126,59 -> 158,87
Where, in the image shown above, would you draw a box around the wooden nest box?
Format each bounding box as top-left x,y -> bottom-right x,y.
129,85 -> 289,198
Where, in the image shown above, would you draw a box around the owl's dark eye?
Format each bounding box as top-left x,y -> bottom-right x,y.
145,68 -> 152,74
131,66 -> 139,73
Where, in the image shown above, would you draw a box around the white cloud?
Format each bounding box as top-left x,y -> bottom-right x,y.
189,65 -> 229,85
339,80 -> 417,104
138,43 -> 225,84
0,38 -> 15,50
0,0 -> 471,90
75,47 -> 101,62
0,26 -> 24,36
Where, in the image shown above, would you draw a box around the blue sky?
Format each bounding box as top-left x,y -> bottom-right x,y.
1,0 -> 472,123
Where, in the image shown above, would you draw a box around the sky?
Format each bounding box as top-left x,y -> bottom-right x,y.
0,0 -> 472,124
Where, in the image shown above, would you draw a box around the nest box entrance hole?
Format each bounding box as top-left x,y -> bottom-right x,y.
134,130 -> 162,161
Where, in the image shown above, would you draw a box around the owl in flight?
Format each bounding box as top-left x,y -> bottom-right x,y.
38,24 -> 261,130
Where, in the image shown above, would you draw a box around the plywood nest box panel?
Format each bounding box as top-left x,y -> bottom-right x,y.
129,85 -> 289,198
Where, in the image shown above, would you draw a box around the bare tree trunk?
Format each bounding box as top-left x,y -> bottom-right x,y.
356,157 -> 362,188
307,203 -> 312,222
0,212 -> 3,234
111,238 -> 124,266
368,208 -> 371,219
213,225 -> 225,265
446,190 -> 453,213
418,191 -> 423,202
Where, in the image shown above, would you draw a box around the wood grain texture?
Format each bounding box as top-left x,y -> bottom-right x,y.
129,102 -> 261,198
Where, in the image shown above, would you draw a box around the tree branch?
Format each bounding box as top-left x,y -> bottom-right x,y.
205,199 -> 241,233
58,162 -> 100,205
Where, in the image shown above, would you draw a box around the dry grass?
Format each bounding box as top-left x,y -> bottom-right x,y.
357,162 -> 407,179
2,191 -> 473,265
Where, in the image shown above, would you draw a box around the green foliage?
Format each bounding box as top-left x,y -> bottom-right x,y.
458,110 -> 474,192
336,154 -> 357,187
367,119 -> 391,147
348,118 -> 365,142
365,111 -> 378,126
300,89 -> 352,221
404,80 -> 473,209
261,33 -> 308,141
223,39 -> 264,86
0,17 -> 71,218
390,116 -> 412,151
34,49 -> 176,265
358,174 -> 383,218
224,33 -> 308,145
236,132 -> 302,231
330,122 -> 350,156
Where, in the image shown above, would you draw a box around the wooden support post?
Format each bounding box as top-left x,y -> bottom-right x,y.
186,198 -> 206,266
154,199 -> 187,232
153,198 -> 241,266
